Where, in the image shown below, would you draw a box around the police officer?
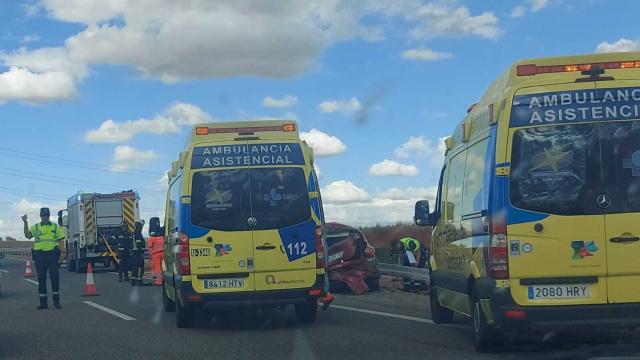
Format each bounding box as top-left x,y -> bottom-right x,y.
131,221 -> 146,286
22,208 -> 65,309
111,223 -> 132,283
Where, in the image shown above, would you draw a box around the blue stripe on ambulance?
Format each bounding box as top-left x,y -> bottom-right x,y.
278,219 -> 317,262
179,202 -> 209,238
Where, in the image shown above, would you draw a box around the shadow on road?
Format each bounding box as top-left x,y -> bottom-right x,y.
194,306 -> 304,331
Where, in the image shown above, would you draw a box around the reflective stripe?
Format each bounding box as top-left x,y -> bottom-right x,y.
52,292 -> 60,295
39,294 -> 48,297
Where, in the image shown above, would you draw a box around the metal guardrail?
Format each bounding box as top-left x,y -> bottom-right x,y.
377,263 -> 430,284
0,248 -> 32,260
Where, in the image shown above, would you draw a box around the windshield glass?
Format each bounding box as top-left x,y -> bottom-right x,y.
191,167 -> 310,231
510,120 -> 640,215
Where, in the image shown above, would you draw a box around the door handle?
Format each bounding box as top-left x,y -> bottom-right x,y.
609,236 -> 640,243
256,245 -> 276,250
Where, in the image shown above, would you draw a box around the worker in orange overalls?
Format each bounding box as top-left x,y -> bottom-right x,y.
147,219 -> 164,286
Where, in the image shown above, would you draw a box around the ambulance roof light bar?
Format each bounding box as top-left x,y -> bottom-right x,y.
195,124 -> 296,135
517,60 -> 640,76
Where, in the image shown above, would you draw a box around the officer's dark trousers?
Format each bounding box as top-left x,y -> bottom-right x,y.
118,249 -> 130,281
33,249 -> 60,304
131,250 -> 144,282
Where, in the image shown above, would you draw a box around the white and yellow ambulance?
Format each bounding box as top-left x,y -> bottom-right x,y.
162,120 -> 328,328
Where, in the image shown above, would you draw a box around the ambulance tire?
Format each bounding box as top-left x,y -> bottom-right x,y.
429,285 -> 454,324
176,300 -> 194,328
295,298 -> 317,324
471,288 -> 502,353
163,283 -> 175,313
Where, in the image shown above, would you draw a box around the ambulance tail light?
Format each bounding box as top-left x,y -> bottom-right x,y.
517,60 -> 640,76
489,217 -> 509,280
176,232 -> 190,275
316,226 -> 325,269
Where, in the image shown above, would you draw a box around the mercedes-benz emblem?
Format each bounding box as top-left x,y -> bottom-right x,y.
596,193 -> 612,209
247,217 -> 258,227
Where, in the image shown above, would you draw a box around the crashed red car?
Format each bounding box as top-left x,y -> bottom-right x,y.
325,222 -> 380,295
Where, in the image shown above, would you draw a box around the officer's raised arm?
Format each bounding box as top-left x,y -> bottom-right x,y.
22,214 -> 32,239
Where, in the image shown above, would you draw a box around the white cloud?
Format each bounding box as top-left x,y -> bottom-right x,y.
404,3 -> 500,40
322,185 -> 437,226
85,102 -> 213,143
321,180 -> 370,204
318,97 -> 362,115
0,1 -> 502,105
376,186 -> 437,201
369,159 -> 419,177
510,6 -> 526,18
394,136 -> 430,158
393,136 -> 447,165
401,47 -> 452,61
262,95 -> 298,108
110,145 -> 157,172
300,128 -> 346,156
0,46 -> 88,104
437,136 -> 448,156
0,67 -> 77,104
12,199 -> 67,222
20,35 -> 41,43
595,39 -> 640,53
38,1 -> 377,82
530,0 -> 551,12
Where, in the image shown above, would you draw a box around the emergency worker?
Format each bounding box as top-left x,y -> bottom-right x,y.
147,227 -> 164,286
22,208 -> 65,309
131,221 -> 146,286
398,237 -> 428,290
112,223 -> 132,283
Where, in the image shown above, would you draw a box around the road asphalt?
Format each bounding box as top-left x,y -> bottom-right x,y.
1,258 -> 639,360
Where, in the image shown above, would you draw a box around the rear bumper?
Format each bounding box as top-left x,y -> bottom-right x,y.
485,284 -> 640,331
168,273 -> 324,308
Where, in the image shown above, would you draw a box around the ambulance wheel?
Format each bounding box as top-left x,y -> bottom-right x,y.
471,288 -> 502,353
295,298 -> 317,324
176,300 -> 194,328
163,283 -> 175,313
429,286 -> 454,324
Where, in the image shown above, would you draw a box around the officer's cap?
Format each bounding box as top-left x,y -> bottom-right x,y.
40,207 -> 50,216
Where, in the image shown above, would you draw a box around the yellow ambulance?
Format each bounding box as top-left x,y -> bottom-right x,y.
414,52 -> 640,351
162,120 -> 328,328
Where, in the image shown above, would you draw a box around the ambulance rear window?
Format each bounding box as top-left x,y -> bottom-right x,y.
191,167 -> 310,231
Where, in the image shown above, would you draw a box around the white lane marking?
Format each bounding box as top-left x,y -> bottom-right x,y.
108,272 -> 119,275
0,269 -> 9,274
332,305 -> 435,324
83,301 -> 136,321
332,305 -> 468,329
24,279 -> 39,285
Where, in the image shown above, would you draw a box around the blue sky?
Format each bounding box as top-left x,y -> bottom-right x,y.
0,0 -> 638,237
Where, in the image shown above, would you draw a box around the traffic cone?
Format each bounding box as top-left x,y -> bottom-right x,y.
24,260 -> 34,278
82,263 -> 99,296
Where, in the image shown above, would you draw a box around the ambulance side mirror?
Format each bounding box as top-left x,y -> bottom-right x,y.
414,200 -> 432,226
57,210 -> 68,227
